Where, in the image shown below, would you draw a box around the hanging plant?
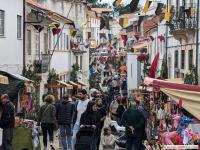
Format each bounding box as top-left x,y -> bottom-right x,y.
137,53 -> 149,62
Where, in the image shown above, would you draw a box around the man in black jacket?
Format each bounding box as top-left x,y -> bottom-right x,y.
56,95 -> 74,150
0,94 -> 15,150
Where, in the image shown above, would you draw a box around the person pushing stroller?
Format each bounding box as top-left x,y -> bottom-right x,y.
75,101 -> 101,150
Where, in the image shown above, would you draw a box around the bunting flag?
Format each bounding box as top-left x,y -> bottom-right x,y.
100,17 -> 109,30
33,25 -> 44,32
158,35 -> 164,42
138,16 -> 144,26
113,0 -> 122,7
50,22 -> 61,35
149,52 -> 159,78
84,43 -> 90,49
133,48 -> 139,53
155,3 -> 164,15
123,18 -> 129,27
106,41 -> 111,50
148,35 -> 154,41
52,28 -> 61,35
70,29 -> 77,37
129,0 -> 140,13
108,34 -> 112,43
121,35 -> 127,46
143,0 -> 152,13
100,33 -> 107,39
164,11 -> 171,22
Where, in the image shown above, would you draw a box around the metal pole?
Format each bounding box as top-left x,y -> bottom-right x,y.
196,0 -> 199,84
165,0 -> 169,78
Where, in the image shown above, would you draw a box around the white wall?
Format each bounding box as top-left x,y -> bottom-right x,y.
0,0 -> 23,74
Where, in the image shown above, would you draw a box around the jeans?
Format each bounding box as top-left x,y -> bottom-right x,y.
41,123 -> 54,147
126,137 -> 142,150
72,124 -> 80,150
3,128 -> 13,150
60,125 -> 72,150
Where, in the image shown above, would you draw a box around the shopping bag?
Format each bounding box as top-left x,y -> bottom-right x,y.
0,128 -> 3,145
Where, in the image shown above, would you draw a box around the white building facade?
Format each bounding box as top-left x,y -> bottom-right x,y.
0,0 -> 24,74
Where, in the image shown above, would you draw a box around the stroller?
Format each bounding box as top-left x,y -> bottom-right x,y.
75,126 -> 96,150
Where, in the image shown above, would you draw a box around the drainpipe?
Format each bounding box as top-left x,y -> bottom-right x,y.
196,0 -> 199,84
23,0 -> 26,75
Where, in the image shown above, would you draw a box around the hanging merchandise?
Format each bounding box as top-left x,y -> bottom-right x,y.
121,35 -> 127,46
129,0 -> 140,13
143,0 -> 152,13
155,3 -> 164,15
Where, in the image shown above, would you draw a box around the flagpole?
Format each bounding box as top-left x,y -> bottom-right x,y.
165,0 -> 169,78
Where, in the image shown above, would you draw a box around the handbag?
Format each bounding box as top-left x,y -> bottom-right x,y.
42,104 -> 58,131
115,134 -> 126,148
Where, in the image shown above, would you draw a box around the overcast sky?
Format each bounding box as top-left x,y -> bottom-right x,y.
98,0 -> 167,6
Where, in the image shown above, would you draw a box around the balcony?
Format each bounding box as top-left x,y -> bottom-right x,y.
34,54 -> 50,73
169,6 -> 197,41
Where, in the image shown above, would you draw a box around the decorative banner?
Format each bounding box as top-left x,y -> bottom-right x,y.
33,25 -> 44,32
123,18 -> 129,27
164,11 -> 171,22
143,0 -> 152,13
149,52 -> 159,78
121,35 -> 127,46
130,0 -> 140,13
155,3 -> 164,15
49,22 -> 60,28
52,28 -> 61,35
113,0 -> 122,7
158,35 -> 164,42
70,28 -> 77,37
49,22 -> 61,36
148,35 -> 154,41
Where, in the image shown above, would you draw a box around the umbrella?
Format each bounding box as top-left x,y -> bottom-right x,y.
119,66 -> 127,71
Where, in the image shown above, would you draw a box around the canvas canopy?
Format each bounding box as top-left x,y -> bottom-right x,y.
144,77 -> 200,120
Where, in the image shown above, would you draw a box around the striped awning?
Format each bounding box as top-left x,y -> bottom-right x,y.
0,75 -> 9,84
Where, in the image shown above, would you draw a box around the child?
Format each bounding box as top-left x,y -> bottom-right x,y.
101,127 -> 116,150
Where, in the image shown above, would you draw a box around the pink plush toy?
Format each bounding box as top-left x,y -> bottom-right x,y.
163,131 -> 178,145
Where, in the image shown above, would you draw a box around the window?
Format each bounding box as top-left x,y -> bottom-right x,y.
174,50 -> 179,68
0,10 -> 5,36
181,50 -> 185,69
76,56 -> 78,65
44,33 -> 48,54
188,50 -> 193,69
80,55 -> 82,70
27,30 -> 31,55
17,15 -> 22,39
35,33 -> 40,56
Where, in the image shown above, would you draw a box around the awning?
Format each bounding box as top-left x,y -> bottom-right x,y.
132,41 -> 148,49
46,81 -> 73,89
165,78 -> 184,84
77,80 -> 87,86
0,75 -> 9,84
69,81 -> 81,89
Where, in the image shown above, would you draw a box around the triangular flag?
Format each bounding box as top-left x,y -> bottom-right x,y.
121,35 -> 127,46
143,0 -> 152,13
134,48 -> 139,52
148,35 -> 154,41
70,29 -> 77,37
158,35 -> 164,42
138,16 -> 144,26
49,22 -> 60,28
100,17 -> 106,30
129,0 -> 140,13
52,28 -> 61,35
123,18 -> 129,27
113,0 -> 122,7
135,34 -> 140,41
155,3 -> 164,15
33,25 -> 44,32
164,11 -> 171,22
149,52 -> 159,78
100,33 -> 107,39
